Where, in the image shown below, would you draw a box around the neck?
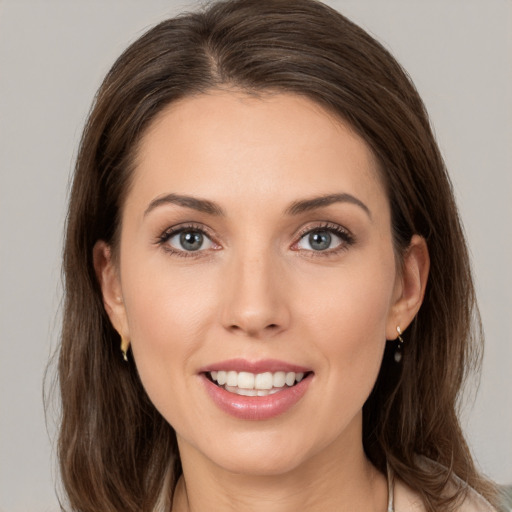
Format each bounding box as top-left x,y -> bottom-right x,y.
171,424 -> 388,512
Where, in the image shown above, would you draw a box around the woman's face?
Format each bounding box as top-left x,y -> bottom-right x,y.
99,91 -> 416,476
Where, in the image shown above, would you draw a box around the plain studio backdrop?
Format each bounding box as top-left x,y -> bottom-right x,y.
0,1 -> 511,510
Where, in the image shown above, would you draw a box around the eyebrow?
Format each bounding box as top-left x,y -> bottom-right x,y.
143,192 -> 371,218
144,193 -> 225,217
285,193 -> 371,218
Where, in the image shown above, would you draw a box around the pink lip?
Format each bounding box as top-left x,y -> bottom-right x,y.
199,358 -> 310,374
201,372 -> 313,421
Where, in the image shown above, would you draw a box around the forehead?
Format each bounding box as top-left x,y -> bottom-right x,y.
127,91 -> 387,216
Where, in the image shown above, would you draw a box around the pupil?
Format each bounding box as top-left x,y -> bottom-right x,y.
180,231 -> 203,251
309,231 -> 331,250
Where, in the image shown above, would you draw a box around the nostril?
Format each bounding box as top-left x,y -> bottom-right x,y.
227,323 -> 280,336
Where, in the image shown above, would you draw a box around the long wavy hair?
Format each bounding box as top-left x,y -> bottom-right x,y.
57,0 -> 497,510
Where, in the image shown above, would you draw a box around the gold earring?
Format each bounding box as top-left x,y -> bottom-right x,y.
121,336 -> 130,362
394,326 -> 404,363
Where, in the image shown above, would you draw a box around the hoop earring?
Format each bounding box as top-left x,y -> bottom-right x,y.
394,326 -> 404,363
121,336 -> 130,362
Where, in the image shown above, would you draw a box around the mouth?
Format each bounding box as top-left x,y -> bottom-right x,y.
205,370 -> 311,397
200,359 -> 314,420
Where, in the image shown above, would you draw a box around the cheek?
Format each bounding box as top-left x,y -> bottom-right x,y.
298,252 -> 396,393
302,256 -> 396,342
119,261 -> 217,417
122,257 -> 216,344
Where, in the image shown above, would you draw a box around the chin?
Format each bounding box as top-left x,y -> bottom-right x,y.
186,426 -> 330,478
213,449 -> 308,477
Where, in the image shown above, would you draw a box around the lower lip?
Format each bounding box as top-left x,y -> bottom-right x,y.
201,374 -> 312,421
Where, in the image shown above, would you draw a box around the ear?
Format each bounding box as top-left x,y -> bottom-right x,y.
386,234 -> 430,339
93,240 -> 130,340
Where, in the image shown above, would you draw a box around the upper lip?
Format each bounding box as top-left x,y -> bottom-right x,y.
199,358 -> 311,374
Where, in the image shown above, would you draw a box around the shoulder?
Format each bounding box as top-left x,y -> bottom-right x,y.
394,476 -> 496,512
457,487 -> 498,512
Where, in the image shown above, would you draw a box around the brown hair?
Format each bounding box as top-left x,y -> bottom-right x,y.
57,0 -> 497,510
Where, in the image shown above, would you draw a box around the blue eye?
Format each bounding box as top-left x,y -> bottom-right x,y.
307,231 -> 332,251
296,225 -> 353,252
165,229 -> 214,252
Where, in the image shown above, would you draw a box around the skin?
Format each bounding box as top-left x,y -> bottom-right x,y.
95,91 -> 429,511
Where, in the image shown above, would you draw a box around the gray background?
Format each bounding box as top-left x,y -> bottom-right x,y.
0,1 -> 511,510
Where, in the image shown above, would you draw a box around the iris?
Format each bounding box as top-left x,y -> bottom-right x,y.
309,231 -> 332,251
180,231 -> 204,251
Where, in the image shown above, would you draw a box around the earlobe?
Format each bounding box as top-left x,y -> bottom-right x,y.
93,240 -> 130,340
386,235 -> 430,339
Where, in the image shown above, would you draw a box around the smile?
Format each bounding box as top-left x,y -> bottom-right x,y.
201,361 -> 313,420
208,370 -> 306,397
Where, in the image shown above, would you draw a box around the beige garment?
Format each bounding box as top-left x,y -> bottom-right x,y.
158,463 -> 497,512
390,469 -> 496,512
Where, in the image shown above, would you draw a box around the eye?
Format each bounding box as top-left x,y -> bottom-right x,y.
295,224 -> 354,253
158,226 -> 216,255
169,230 -> 213,251
298,230 -> 339,251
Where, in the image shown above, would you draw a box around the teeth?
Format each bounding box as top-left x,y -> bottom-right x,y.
273,371 -> 286,387
255,372 -> 273,390
285,372 -> 295,386
208,370 -> 307,393
226,371 -> 238,387
225,385 -> 286,397
238,371 -> 255,389
225,385 -> 258,396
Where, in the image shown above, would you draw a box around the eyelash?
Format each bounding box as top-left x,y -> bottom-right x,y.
293,222 -> 355,257
155,222 -> 355,258
156,223 -> 218,258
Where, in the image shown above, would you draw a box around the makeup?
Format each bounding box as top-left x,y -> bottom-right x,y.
201,371 -> 312,421
199,359 -> 312,420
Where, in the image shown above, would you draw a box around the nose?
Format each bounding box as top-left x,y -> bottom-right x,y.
220,249 -> 291,339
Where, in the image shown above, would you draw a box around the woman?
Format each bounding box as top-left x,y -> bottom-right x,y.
58,0 -> 498,510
